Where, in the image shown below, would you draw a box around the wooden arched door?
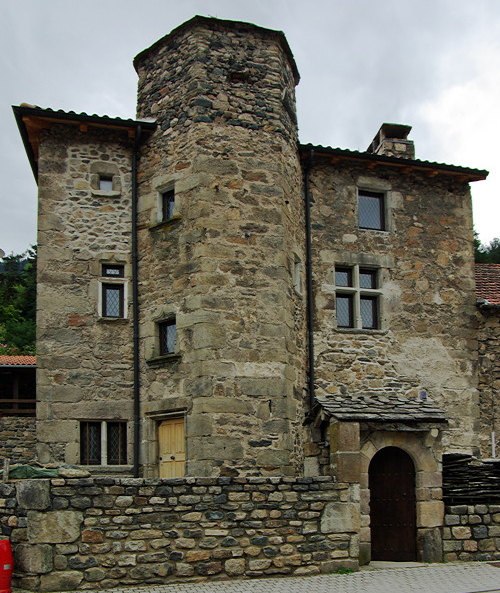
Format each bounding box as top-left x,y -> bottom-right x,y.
369,446 -> 417,561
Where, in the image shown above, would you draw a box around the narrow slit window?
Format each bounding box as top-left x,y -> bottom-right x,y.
162,190 -> 176,221
159,319 -> 177,355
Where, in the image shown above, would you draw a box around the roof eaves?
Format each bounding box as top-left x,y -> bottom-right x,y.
299,143 -> 489,182
13,105 -> 156,181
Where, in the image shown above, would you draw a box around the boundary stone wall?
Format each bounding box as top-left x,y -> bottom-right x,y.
0,417 -> 36,464
1,476 -> 359,591
443,504 -> 500,561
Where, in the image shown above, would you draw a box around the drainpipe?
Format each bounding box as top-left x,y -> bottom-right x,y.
304,147 -> 315,410
132,124 -> 142,477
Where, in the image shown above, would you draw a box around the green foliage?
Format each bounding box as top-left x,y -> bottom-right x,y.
474,232 -> 500,263
332,567 -> 354,574
0,246 -> 36,354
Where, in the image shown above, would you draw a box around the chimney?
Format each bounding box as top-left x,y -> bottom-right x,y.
367,123 -> 415,159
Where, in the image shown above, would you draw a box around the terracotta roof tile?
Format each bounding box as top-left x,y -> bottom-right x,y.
0,355 -> 37,366
475,264 -> 500,305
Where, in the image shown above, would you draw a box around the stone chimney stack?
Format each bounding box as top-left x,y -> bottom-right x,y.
367,123 -> 415,159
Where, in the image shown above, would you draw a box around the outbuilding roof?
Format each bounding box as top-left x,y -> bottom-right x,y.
316,393 -> 448,423
0,355 -> 36,367
476,263 -> 500,306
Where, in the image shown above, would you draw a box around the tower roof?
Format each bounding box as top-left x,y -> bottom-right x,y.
133,15 -> 300,85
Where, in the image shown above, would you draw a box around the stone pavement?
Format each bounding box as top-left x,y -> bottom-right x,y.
39,562 -> 500,593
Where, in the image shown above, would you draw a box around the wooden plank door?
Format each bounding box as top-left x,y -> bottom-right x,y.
158,417 -> 185,478
369,446 -> 417,561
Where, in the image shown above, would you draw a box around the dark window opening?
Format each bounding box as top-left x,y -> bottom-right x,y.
102,284 -> 124,318
159,319 -> 177,355
107,422 -> 127,465
335,267 -> 353,287
102,264 -> 124,278
80,421 -> 101,465
359,268 -> 378,289
162,190 -> 175,221
359,190 -> 385,230
0,368 -> 36,416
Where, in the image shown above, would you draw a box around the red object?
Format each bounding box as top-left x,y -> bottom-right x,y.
0,540 -> 13,593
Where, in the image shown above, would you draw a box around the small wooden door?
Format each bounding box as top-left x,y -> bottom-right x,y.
158,417 -> 185,478
369,446 -> 417,561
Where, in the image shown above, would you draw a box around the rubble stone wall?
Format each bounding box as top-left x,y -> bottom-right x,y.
0,417 -> 36,464
3,477 -> 359,592
443,504 -> 500,561
308,160 -> 479,454
477,308 -> 500,458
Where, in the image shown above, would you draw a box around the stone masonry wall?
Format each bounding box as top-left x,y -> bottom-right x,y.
36,126 -> 135,465
3,477 -> 359,591
443,504 -> 500,561
0,417 -> 36,464
134,18 -> 307,477
309,160 -> 479,454
477,308 -> 500,458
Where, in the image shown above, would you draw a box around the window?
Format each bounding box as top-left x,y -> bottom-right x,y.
159,319 -> 176,355
100,264 -> 125,318
358,190 -> 385,230
161,189 -> 175,222
99,176 -> 114,191
80,421 -> 127,465
335,265 -> 380,329
0,367 -> 36,416
293,256 -> 303,296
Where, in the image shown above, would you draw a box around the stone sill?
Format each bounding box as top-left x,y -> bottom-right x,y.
97,317 -> 129,324
149,216 -> 182,231
82,465 -> 134,476
91,190 -> 122,198
146,353 -> 182,366
335,328 -> 388,335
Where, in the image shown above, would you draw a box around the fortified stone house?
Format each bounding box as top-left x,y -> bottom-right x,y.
12,16 -> 497,565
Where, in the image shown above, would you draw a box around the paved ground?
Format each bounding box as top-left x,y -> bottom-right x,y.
43,562 -> 500,593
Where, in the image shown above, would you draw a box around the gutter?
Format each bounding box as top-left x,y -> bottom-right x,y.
132,124 -> 142,478
304,147 -> 315,410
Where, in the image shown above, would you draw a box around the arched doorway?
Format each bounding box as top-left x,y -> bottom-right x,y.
369,446 -> 417,561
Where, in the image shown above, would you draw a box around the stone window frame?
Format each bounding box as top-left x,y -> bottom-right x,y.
326,252 -> 394,333
292,252 -> 304,297
335,264 -> 381,330
98,262 -> 128,320
146,310 -> 181,365
80,420 -> 128,466
90,162 -> 122,197
356,177 -> 395,234
152,178 -> 181,229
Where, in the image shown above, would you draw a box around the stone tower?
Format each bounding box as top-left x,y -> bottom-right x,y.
133,17 -> 308,477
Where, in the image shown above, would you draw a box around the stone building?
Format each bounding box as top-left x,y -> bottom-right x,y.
13,15 -> 495,566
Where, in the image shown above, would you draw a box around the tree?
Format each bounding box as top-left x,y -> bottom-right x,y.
0,247 -> 36,354
474,234 -> 500,263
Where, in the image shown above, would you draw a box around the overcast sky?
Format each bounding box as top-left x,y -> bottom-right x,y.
1,0 -> 499,255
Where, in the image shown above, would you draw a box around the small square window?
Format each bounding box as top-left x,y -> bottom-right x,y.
99,176 -> 114,191
102,264 -> 124,278
161,190 -> 176,221
359,268 -> 377,289
358,190 -> 385,230
335,267 -> 353,287
159,319 -> 177,355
